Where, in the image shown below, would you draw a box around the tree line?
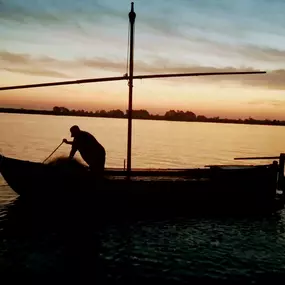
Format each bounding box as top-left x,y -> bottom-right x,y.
0,106 -> 284,126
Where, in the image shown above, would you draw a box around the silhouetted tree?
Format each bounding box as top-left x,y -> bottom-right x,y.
1,106 -> 284,127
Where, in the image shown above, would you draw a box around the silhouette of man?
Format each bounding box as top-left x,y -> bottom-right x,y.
63,125 -> 106,176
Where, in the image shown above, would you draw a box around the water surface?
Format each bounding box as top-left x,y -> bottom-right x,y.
1,113 -> 285,284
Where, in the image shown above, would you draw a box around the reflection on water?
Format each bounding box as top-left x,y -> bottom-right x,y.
1,113 -> 285,168
0,193 -> 103,283
1,190 -> 285,284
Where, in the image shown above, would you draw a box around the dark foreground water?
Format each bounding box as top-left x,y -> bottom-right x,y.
1,186 -> 285,285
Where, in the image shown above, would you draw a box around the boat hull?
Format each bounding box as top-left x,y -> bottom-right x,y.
0,155 -> 283,217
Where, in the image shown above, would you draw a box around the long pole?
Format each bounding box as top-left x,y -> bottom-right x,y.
127,2 -> 136,177
234,156 -> 280,160
42,141 -> 64,163
0,71 -> 266,91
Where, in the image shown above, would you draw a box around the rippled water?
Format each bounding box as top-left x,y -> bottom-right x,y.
1,114 -> 285,283
1,196 -> 285,284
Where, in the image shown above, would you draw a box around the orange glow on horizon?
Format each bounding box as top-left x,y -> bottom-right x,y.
1,70 -> 285,120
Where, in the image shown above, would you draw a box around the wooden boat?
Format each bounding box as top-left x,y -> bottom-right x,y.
1,153 -> 284,217
0,3 -> 282,217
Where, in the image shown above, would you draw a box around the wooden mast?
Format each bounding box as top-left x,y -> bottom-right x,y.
127,2 -> 136,177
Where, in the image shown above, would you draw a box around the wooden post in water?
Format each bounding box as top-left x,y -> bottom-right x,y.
127,2 -> 136,178
278,153 -> 285,191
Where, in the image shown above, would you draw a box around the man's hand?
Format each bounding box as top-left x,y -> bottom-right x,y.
62,138 -> 68,144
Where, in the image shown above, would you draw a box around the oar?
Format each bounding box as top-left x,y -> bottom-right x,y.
42,141 -> 64,164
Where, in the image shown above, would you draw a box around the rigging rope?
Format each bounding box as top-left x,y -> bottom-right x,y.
126,20 -> 130,76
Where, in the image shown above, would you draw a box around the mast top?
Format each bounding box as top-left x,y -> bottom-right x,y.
129,2 -> 136,23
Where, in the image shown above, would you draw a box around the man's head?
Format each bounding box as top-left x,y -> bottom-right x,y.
70,125 -> 81,137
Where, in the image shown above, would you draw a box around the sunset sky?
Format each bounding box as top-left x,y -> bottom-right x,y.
0,0 -> 285,119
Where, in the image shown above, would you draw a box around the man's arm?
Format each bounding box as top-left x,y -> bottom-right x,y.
62,139 -> 73,145
69,145 -> 77,159
63,138 -> 77,158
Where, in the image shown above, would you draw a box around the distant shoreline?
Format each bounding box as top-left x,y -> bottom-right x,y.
0,107 -> 284,127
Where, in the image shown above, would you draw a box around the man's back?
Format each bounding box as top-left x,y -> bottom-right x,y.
73,131 -> 105,162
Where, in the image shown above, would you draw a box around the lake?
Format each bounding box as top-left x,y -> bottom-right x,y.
1,113 -> 285,284
1,113 -> 284,169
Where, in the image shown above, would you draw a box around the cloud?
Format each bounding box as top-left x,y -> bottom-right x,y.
80,56 -> 285,90
0,51 -> 61,65
0,51 -> 70,78
3,67 -> 70,78
174,35 -> 285,68
2,0 -> 285,74
0,0 -> 125,27
236,69 -> 285,90
1,50 -> 285,89
239,46 -> 285,63
247,99 -> 285,108
0,51 -> 34,64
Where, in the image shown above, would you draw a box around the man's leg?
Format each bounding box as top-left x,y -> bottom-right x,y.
89,154 -> 105,178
